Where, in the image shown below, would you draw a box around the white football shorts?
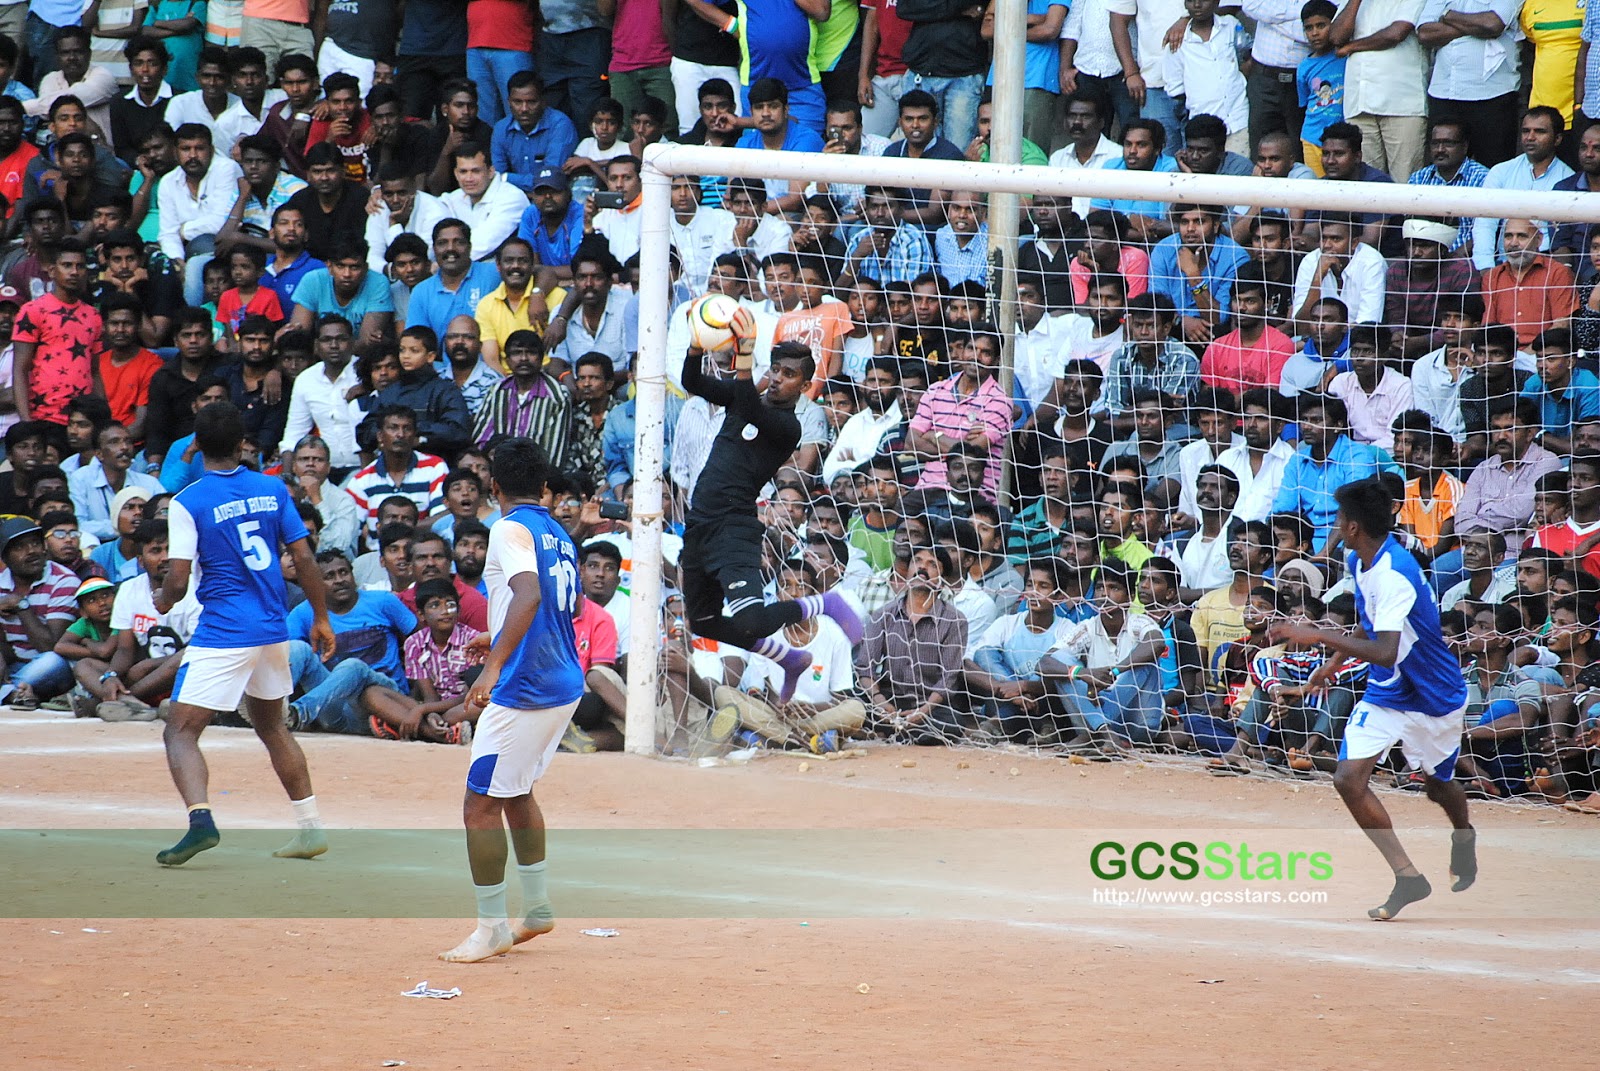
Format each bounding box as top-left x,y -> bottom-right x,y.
1341,700 -> 1466,781
467,699 -> 581,798
171,642 -> 294,713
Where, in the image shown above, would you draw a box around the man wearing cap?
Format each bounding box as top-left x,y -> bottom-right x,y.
1385,218 -> 1480,359
516,167 -> 584,281
490,72 -> 578,195
0,515 -> 82,709
69,422 -> 164,541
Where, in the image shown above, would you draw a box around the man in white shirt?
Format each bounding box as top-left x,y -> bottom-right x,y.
586,155 -> 644,264
667,175 -> 736,294
1328,0 -> 1429,181
211,46 -> 289,157
278,315 -> 363,471
435,144 -> 530,262
157,122 -> 244,305
1292,214 -> 1387,328
1216,386 -> 1297,522
364,168 -> 447,272
162,45 -> 239,135
1047,91 -> 1121,219
25,26 -> 118,136
1409,293 -> 1484,443
821,358 -> 905,485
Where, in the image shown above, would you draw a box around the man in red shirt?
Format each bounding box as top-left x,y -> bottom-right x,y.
394,528 -> 489,631
1482,218 -> 1578,347
1530,452 -> 1600,580
96,292 -> 164,444
305,73 -> 371,183
1199,269 -> 1294,394
12,239 -> 100,427
0,96 -> 38,219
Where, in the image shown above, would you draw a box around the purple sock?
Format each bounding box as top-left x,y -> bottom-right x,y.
795,594 -> 826,620
752,636 -> 794,662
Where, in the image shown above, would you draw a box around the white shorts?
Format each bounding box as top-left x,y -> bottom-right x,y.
172,642 -> 294,713
1341,701 -> 1466,781
467,699 -> 581,798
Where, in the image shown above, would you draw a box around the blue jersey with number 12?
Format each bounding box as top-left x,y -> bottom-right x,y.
484,503 -> 584,710
168,466 -> 308,648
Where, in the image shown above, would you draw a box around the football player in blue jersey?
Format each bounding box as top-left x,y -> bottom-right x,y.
1272,476 -> 1476,919
155,402 -> 337,867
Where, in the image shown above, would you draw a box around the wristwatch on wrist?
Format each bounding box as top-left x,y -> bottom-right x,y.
16,596 -> 30,612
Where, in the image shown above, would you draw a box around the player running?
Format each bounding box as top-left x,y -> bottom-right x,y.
1270,476 -> 1476,920
442,438 -> 585,963
155,402 -> 336,867
680,320 -> 861,704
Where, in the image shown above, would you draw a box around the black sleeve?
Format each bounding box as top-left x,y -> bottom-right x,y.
680,347 -> 739,407
144,369 -> 179,459
896,0 -> 967,20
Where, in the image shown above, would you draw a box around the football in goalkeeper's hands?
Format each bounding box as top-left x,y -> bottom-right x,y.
686,293 -> 742,354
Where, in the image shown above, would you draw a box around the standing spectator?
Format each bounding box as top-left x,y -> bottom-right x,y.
981,0 -> 1067,154
857,0 -> 911,137
1241,0 -> 1312,151
1161,0 -> 1249,153
1108,0 -> 1186,151
140,0 -> 203,93
1058,0 -> 1133,134
1417,0 -> 1525,168
1328,0 -> 1428,183
608,0 -> 676,133
12,240 -> 98,427
538,0 -> 611,130
1406,120 -> 1487,254
318,0 -> 398,97
1472,108 -> 1575,271
1521,0 -> 1584,133
1295,0 -> 1344,175
1581,0 -> 1600,139
466,0 -> 535,128
1481,218 -> 1578,347
898,0 -> 988,147
238,0 -> 310,72
491,73 -> 579,196
394,0 -> 467,121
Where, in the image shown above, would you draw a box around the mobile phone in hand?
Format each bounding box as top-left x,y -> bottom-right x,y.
599,500 -> 630,520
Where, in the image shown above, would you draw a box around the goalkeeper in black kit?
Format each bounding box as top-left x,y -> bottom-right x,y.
679,309 -> 863,703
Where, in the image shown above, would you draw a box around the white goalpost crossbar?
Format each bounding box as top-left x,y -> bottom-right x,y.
622,144 -> 1600,754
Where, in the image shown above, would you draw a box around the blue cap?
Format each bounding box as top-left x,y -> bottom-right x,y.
532,168 -> 568,191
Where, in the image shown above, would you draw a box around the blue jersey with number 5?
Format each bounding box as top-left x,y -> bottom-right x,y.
484,503 -> 584,710
168,466 -> 309,648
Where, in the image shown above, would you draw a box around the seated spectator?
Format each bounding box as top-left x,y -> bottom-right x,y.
878,89 -> 965,224
1148,203 -> 1250,346
214,246 -> 284,342
1099,293 -> 1199,429
53,576 -> 127,718
1459,323 -> 1531,456
452,519 -> 490,596
1200,266 -> 1295,394
1238,213 -> 1298,325
491,71 -> 578,195
1159,464 -> 1239,598
844,184 -> 930,285
88,487 -> 152,582
1188,521 -> 1274,699
1455,397 -> 1564,551
358,326 -> 472,457
1088,119 -> 1179,245
1041,560 -> 1165,753
906,328 -> 1010,496
158,376 -> 231,492
69,422 -> 164,539
1281,294 -> 1349,398
1385,217 -> 1479,358
1521,329 -> 1599,454
1407,120 -> 1485,254
1455,602 -> 1550,799
1069,208 -> 1148,308
345,405 -> 449,537
397,575 -> 481,741
96,292 -> 164,441
734,77 -> 824,214
27,27 -> 118,134
354,509 -> 419,591
282,141 -> 369,262
1271,393 -> 1400,547
856,544 -> 968,744
40,510 -> 102,581
961,557 -> 1075,743
263,204 -> 324,317
1481,219 -> 1577,348
1390,408 -> 1463,558
1327,324 -> 1413,449
286,434 -> 362,558
1530,451 -> 1600,580
94,519 -> 199,717
1311,122 -> 1391,248
394,528 -> 489,631
438,141 -> 529,262
286,239 -> 395,345
1438,530 -> 1512,610
282,549 -> 436,741
1099,391 -> 1182,507
1292,213 -> 1385,329
472,330 -> 574,464
0,516 -> 81,708
157,122 -> 242,305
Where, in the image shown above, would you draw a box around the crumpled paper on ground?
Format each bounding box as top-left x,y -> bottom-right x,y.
401,981 -> 462,999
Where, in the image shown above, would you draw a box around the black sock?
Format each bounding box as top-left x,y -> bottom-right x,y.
157,809 -> 220,866
1368,873 -> 1432,921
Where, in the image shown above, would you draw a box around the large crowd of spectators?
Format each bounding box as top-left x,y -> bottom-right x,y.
0,0 -> 1593,814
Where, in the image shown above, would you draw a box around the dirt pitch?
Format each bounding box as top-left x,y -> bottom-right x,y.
3,711 -> 1595,1071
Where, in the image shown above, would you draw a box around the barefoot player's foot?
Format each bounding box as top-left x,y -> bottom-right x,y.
156,809 -> 220,866
439,923 -> 513,962
1368,873 -> 1432,920
511,916 -> 556,944
820,590 -> 863,645
272,828 -> 328,859
1449,827 -> 1477,892
775,647 -> 811,704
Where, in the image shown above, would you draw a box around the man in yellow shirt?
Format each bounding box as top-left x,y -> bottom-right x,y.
474,236 -> 550,371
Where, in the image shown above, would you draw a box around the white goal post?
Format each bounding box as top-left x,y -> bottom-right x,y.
622,143 -> 1600,756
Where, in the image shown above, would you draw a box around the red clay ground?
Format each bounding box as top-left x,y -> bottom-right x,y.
2,711 -> 1594,1070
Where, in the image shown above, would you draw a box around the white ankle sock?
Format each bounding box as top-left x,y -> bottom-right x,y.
290,795 -> 322,830
474,881 -> 508,928
517,861 -> 551,915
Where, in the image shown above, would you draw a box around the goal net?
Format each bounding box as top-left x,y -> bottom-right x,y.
617,132 -> 1600,802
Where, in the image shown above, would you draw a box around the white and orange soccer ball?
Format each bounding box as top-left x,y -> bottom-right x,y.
685,293 -> 742,353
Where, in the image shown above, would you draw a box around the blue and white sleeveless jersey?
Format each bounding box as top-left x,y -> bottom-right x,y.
484,503 -> 585,710
1349,536 -> 1468,717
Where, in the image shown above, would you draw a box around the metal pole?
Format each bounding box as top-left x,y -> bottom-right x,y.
988,0 -> 1026,505
623,151 -> 672,756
